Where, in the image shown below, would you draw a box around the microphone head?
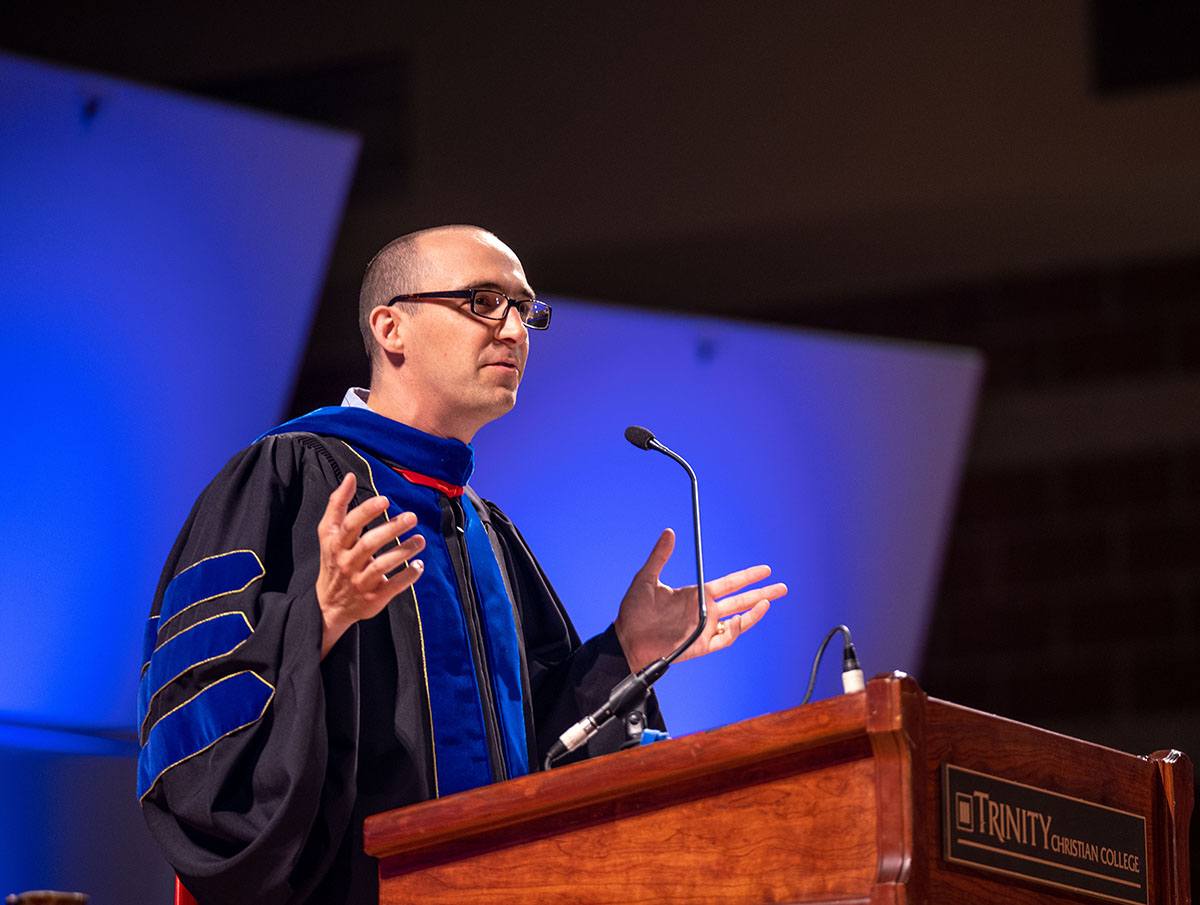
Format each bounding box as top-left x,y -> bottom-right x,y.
624,425 -> 656,450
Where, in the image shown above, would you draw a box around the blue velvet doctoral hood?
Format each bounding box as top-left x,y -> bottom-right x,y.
263,406 -> 529,794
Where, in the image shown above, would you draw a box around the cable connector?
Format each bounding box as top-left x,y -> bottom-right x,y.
840,638 -> 865,694
801,624 -> 865,704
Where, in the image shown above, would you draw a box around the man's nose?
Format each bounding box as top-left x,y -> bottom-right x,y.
497,304 -> 528,343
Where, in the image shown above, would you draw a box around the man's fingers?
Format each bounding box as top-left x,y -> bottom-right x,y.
707,614 -> 737,652
739,599 -> 771,634
330,495 -> 392,550
713,581 -> 788,617
638,528 -> 675,580
367,535 -> 427,578
710,600 -> 771,651
360,554 -> 426,600
704,564 -> 772,600
320,473 -> 357,530
382,558 -> 424,595
347,512 -> 419,566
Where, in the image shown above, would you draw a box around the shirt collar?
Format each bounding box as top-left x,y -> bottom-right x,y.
340,386 -> 371,410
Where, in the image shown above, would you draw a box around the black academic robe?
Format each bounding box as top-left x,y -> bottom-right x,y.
137,426 -> 661,905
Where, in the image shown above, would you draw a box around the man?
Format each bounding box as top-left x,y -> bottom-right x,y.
137,225 -> 786,905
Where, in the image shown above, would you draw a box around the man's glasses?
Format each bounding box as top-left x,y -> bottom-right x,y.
388,289 -> 552,330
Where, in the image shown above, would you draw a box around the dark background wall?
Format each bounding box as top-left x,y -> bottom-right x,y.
4,0 -> 1197,891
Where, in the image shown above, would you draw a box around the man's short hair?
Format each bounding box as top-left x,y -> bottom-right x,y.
357,225 -> 500,369
358,234 -> 423,364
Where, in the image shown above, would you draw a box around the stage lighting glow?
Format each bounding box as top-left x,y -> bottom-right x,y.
0,52 -> 359,732
471,300 -> 982,734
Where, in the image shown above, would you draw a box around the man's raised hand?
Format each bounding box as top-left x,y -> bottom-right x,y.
316,473 -> 426,658
611,528 -> 788,673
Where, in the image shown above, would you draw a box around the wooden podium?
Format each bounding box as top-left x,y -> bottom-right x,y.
363,673 -> 1192,905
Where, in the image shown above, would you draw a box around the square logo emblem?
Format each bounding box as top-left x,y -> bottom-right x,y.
955,793 -> 974,832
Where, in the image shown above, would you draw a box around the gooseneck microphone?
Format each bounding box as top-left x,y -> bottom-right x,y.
543,426 -> 708,768
622,425 -> 656,450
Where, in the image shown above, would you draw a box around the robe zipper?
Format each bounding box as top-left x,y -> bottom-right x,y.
445,496 -> 509,782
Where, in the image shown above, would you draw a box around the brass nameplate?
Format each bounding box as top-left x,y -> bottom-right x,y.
942,763 -> 1148,905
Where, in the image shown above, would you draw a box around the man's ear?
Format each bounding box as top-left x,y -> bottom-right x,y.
369,305 -> 405,356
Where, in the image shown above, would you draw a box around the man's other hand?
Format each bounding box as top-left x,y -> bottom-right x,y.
612,528 -> 787,673
316,473 -> 426,658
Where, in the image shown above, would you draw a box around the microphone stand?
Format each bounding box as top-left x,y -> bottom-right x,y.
543,426 -> 707,768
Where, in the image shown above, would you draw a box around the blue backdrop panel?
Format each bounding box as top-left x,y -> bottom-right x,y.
0,52 -> 359,731
471,300 -> 982,735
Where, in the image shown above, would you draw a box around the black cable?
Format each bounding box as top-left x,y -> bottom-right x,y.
800,624 -> 862,705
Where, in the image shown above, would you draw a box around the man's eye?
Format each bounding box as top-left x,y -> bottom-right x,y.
473,291 -> 505,312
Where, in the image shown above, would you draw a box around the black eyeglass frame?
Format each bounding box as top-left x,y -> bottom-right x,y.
387,289 -> 552,330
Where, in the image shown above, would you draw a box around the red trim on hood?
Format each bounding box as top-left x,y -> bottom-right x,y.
392,466 -> 465,498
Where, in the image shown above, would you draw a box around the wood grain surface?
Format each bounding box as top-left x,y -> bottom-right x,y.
365,673 -> 1193,905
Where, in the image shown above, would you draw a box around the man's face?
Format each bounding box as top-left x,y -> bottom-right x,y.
397,229 -> 534,438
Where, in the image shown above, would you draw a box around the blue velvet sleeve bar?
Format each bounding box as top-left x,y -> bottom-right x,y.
138,435 -> 369,905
